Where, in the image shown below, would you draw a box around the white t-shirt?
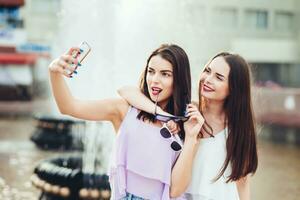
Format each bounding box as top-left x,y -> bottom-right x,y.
185,128 -> 240,200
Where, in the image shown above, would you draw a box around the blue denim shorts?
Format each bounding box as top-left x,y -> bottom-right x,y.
121,192 -> 144,200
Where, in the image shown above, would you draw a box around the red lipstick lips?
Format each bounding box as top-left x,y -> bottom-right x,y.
203,84 -> 214,92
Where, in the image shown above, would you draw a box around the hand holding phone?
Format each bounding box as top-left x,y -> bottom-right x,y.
69,41 -> 91,76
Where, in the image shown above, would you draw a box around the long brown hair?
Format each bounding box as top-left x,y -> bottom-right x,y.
199,52 -> 258,182
138,44 -> 191,140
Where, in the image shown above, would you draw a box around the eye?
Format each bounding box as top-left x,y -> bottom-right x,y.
204,68 -> 210,73
147,69 -> 155,74
162,72 -> 171,77
217,76 -> 223,81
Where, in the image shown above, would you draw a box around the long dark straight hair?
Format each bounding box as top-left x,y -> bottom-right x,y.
138,44 -> 191,140
199,52 -> 258,182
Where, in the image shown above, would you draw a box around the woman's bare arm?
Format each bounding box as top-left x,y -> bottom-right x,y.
49,47 -> 128,131
237,175 -> 251,200
118,86 -> 171,116
170,104 -> 204,197
170,137 -> 199,197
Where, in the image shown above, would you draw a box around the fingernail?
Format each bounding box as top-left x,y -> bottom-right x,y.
74,71 -> 78,74
184,110 -> 188,117
77,63 -> 82,66
80,49 -> 83,53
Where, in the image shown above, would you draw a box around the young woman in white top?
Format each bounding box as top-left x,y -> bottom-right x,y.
118,52 -> 258,200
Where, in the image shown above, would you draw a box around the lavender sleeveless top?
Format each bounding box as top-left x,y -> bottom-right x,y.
109,106 -> 186,200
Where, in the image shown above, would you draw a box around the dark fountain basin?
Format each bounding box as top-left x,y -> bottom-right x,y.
31,156 -> 111,200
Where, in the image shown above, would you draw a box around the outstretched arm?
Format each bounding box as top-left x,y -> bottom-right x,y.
118,86 -> 172,116
49,47 -> 128,131
170,104 -> 204,197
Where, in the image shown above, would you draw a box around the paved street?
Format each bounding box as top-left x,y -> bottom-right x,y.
0,109 -> 299,199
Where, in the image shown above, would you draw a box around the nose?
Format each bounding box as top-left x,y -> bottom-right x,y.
205,74 -> 213,84
152,73 -> 160,83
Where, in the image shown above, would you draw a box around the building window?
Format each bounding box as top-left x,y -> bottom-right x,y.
251,63 -> 300,88
245,10 -> 268,29
213,7 -> 237,28
275,11 -> 294,30
0,7 -> 23,28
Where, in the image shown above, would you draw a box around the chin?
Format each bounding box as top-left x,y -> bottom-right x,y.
201,91 -> 212,98
148,93 -> 157,102
149,96 -> 156,102
201,93 -> 217,101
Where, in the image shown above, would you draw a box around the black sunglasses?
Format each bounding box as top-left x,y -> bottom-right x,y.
153,96 -> 189,122
160,124 -> 182,151
156,113 -> 188,122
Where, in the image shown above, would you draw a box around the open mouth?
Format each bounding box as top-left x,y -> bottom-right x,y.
151,87 -> 162,95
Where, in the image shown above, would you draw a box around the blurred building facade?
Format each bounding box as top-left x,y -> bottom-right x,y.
20,0 -> 300,88
1,0 -> 300,134
0,0 -> 33,101
181,0 -> 300,143
0,0 -> 52,101
22,0 -> 60,44
182,0 -> 300,88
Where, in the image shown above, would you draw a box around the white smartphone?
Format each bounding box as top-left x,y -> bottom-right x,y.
69,41 -> 91,76
72,41 -> 91,63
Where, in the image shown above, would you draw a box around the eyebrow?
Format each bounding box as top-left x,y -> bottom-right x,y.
161,70 -> 173,73
148,67 -> 173,73
207,67 -> 225,78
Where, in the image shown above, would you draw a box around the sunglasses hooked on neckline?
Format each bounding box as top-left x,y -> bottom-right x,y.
153,92 -> 185,151
160,124 -> 183,151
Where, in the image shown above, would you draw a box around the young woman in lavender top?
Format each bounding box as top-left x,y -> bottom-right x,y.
48,44 -> 201,199
119,52 -> 258,200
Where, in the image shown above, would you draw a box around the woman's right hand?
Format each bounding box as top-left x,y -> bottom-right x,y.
49,47 -> 81,78
166,120 -> 181,135
184,104 -> 205,141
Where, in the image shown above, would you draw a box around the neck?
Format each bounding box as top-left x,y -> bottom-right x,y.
204,99 -> 226,122
158,101 -> 168,111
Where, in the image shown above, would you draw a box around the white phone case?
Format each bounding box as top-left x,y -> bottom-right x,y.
68,42 -> 91,76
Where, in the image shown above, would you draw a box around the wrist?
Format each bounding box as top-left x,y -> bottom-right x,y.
48,59 -> 59,73
155,106 -> 163,114
49,68 -> 59,75
48,65 -> 56,73
183,137 -> 199,155
184,136 -> 199,146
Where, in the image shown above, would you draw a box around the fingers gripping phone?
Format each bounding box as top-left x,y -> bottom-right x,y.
69,41 -> 91,76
